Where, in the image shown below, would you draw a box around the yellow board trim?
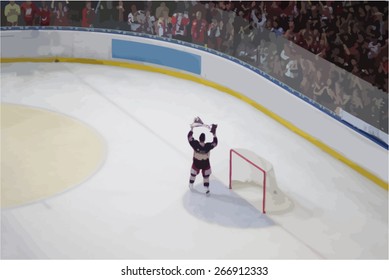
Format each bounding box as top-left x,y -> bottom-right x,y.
1,57 -> 387,190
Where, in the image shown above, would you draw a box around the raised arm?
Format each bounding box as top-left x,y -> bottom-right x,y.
188,129 -> 194,142
211,134 -> 218,148
210,124 -> 218,148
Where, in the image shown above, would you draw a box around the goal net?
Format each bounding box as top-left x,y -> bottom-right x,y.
229,148 -> 292,214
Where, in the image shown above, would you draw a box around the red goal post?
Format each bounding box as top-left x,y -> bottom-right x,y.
229,149 -> 266,214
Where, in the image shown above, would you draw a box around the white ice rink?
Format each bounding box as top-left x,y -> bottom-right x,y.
1,62 -> 388,259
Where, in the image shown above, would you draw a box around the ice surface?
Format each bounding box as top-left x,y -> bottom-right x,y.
1,62 -> 387,259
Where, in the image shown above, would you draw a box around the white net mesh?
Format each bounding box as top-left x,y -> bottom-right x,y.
230,148 -> 293,214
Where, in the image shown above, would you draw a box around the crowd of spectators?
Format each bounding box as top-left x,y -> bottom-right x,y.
1,1 -> 388,132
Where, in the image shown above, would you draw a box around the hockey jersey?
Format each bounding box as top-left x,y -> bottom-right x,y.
188,130 -> 218,169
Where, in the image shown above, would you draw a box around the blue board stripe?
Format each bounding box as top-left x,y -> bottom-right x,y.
112,39 -> 201,75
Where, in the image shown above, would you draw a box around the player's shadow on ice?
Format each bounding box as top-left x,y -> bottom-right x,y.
183,180 -> 274,228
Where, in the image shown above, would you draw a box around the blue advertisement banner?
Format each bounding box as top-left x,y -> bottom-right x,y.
112,39 -> 201,75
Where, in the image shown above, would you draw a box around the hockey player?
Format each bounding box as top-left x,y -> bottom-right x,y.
188,120 -> 218,196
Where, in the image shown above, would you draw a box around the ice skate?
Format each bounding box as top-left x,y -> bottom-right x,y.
205,187 -> 210,197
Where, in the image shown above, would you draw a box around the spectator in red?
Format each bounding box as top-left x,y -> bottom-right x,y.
52,1 -> 69,26
171,11 -> 190,41
266,2 -> 283,20
82,1 -> 95,27
39,1 -> 50,26
283,1 -> 298,18
21,1 -> 38,26
191,11 -> 207,46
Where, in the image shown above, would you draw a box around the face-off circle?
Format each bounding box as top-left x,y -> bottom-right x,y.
1,103 -> 106,208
